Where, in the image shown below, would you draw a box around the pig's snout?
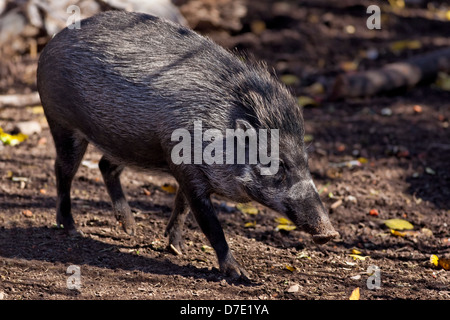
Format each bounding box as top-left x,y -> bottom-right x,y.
285,181 -> 339,245
289,207 -> 339,245
312,229 -> 340,244
304,213 -> 339,244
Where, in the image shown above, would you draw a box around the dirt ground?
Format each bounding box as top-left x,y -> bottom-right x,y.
0,0 -> 449,300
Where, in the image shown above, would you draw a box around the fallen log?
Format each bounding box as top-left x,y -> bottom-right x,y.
0,92 -> 41,108
329,47 -> 450,99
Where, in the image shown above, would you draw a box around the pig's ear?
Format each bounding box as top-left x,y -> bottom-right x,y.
235,119 -> 255,131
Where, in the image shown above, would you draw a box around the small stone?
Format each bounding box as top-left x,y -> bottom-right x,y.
14,121 -> 41,136
287,284 -> 300,293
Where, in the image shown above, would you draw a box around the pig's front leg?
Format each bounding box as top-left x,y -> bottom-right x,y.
187,192 -> 250,280
170,170 -> 249,279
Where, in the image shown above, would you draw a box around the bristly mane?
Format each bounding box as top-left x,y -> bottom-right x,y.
231,58 -> 304,137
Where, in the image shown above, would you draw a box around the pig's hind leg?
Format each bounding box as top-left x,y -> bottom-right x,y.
165,189 -> 190,254
99,156 -> 136,235
47,119 -> 88,234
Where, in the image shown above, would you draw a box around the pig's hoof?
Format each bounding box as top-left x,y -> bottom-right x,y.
67,228 -> 85,238
120,220 -> 136,236
220,258 -> 251,281
167,238 -> 186,255
312,230 -> 340,244
168,243 -> 183,256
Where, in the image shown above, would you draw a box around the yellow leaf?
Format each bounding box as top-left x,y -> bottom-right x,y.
435,72 -> 450,91
391,229 -> 406,237
388,0 -> 405,8
352,249 -> 362,255
161,184 -> 177,194
201,245 -> 212,252
236,203 -> 259,215
0,128 -> 28,146
430,254 -> 439,267
349,254 -> 367,261
390,40 -> 421,52
285,265 -> 296,272
244,221 -> 256,228
276,224 -> 297,231
357,157 -> 368,164
275,217 -> 294,225
297,96 -> 318,107
430,254 -> 450,270
305,82 -> 325,95
446,10 -> 450,21
384,219 -> 414,230
29,106 -> 44,114
250,20 -> 266,35
280,74 -> 300,86
339,60 -> 358,72
304,134 -> 314,143
349,287 -> 360,300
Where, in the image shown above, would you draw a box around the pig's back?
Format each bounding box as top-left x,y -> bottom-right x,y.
37,11 -> 246,167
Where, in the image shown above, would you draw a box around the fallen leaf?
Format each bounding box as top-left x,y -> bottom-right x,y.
304,134 -> 314,143
276,224 -> 297,231
250,20 -> 266,35
369,209 -> 380,217
236,203 -> 258,215
244,221 -> 256,228
390,40 -> 421,52
349,254 -> 368,261
352,249 -> 362,255
430,254 -> 439,267
413,105 -> 423,114
439,258 -> 450,270
435,72 -> 450,91
285,265 -> 296,272
391,229 -> 406,237
349,287 -> 360,300
280,74 -> 300,86
275,217 -> 294,225
275,217 -> 296,231
297,96 -> 318,107
39,189 -> 46,194
339,60 -> 358,71
30,106 -> 44,114
161,184 -> 177,194
0,127 -> 28,146
201,245 -> 213,253
22,210 -> 33,218
384,218 -> 414,230
296,251 -> 311,260
430,254 -> 450,270
305,82 -> 325,95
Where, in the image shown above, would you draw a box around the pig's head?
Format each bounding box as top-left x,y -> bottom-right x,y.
232,80 -> 339,244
